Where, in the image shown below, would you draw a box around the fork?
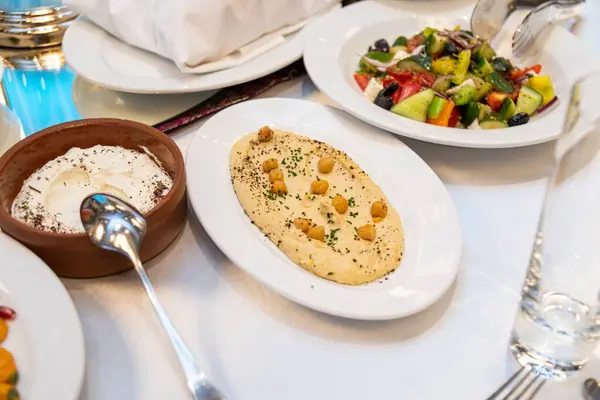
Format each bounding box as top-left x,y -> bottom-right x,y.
487,366 -> 547,400
471,0 -> 551,40
512,0 -> 585,59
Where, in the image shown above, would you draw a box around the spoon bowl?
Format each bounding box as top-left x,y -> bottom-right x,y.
80,193 -> 147,255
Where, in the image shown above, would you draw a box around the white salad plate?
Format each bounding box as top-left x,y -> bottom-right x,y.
304,1 -> 597,148
0,232 -> 85,400
62,7 -> 339,94
186,98 -> 461,320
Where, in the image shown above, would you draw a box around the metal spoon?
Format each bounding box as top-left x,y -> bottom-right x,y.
471,0 -> 549,40
80,193 -> 226,400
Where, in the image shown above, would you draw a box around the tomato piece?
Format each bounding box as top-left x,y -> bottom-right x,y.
509,84 -> 521,102
528,64 -> 542,74
382,76 -> 396,88
398,81 -> 421,102
448,106 -> 461,128
406,34 -> 424,52
387,68 -> 413,83
427,100 -> 455,127
392,88 -> 402,104
487,92 -> 509,111
415,72 -> 435,88
353,73 -> 371,91
508,69 -> 523,81
508,64 -> 543,81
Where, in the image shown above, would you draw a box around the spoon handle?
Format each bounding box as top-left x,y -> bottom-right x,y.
130,255 -> 204,396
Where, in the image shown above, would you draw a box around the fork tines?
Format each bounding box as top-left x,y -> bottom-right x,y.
487,366 -> 546,400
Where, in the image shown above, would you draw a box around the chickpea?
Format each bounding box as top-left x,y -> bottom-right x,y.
271,180 -> 287,195
310,179 -> 329,195
371,201 -> 388,222
307,225 -> 325,242
318,157 -> 334,173
262,158 -> 278,173
268,168 -> 284,183
357,224 -> 376,241
332,194 -> 348,214
257,126 -> 274,142
294,217 -> 313,233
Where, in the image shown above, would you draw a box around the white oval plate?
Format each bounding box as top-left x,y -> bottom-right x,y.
62,8 -> 338,94
186,98 -> 461,320
0,232 -> 85,400
303,1 -> 595,148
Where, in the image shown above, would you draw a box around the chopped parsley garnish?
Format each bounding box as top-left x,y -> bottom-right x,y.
326,228 -> 341,247
348,197 -> 356,207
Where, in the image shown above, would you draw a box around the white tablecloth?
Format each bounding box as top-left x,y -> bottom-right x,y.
63,1 -> 600,399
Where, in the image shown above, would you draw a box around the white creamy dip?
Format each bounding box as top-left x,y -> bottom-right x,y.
11,145 -> 173,234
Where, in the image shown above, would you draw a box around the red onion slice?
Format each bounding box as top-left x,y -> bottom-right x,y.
360,55 -> 396,70
536,96 -> 559,114
432,75 -> 454,91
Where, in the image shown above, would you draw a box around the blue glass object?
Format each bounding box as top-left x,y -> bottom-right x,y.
0,0 -> 61,10
3,66 -> 82,136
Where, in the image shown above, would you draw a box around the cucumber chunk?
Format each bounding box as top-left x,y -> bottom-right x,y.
427,96 -> 448,119
451,85 -> 475,106
500,97 -> 517,119
515,85 -> 544,115
391,89 -> 436,122
480,119 -> 509,129
460,102 -> 480,127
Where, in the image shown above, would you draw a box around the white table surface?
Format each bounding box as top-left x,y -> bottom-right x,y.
59,1 -> 600,399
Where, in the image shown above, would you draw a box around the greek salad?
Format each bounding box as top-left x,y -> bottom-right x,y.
354,27 -> 557,129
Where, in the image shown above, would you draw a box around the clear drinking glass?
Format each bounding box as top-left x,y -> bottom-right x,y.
510,71 -> 600,381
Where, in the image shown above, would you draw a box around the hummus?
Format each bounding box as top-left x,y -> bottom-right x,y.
230,127 -> 404,285
11,145 -> 173,234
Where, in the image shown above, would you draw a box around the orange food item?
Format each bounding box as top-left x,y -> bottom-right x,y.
487,92 -> 509,111
0,349 -> 17,385
0,383 -> 18,399
0,321 -> 7,345
426,100 -> 455,127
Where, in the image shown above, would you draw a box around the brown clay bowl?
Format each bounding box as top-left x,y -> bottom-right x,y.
0,118 -> 187,278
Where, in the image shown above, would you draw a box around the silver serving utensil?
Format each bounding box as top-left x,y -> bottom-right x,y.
80,193 -> 226,400
584,378 -> 600,400
471,0 -> 549,41
512,0 -> 584,59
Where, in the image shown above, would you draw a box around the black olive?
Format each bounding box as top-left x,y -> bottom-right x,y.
374,90 -> 393,110
373,38 -> 390,53
508,112 -> 530,127
443,41 -> 459,56
381,82 -> 399,97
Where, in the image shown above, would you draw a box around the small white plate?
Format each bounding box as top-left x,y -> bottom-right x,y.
72,76 -> 216,125
186,98 -> 460,320
62,9 -> 337,94
304,1 -> 596,148
0,232 -> 85,399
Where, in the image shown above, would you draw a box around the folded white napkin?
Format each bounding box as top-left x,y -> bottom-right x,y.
64,0 -> 340,74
